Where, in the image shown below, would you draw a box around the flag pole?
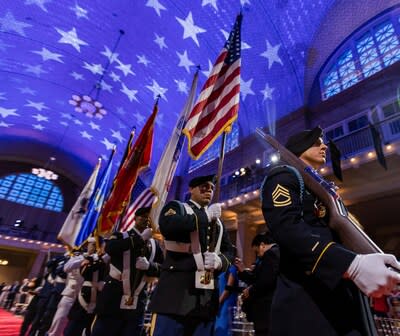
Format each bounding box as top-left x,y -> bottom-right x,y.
213,130 -> 227,203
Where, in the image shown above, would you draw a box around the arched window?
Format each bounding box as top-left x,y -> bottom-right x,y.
0,173 -> 64,212
188,122 -> 239,172
321,9 -> 400,100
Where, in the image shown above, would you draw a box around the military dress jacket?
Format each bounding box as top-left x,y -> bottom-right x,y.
95,229 -> 163,317
149,200 -> 234,320
261,166 -> 363,336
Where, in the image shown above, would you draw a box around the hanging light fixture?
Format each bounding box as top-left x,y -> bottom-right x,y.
69,29 -> 125,119
31,168 -> 58,180
31,156 -> 58,180
69,94 -> 107,119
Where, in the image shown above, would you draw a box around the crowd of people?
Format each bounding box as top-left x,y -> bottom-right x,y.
1,127 -> 400,336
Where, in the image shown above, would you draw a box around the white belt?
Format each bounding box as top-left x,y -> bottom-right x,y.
55,276 -> 66,284
82,281 -> 93,287
109,264 -> 122,281
82,280 -> 104,290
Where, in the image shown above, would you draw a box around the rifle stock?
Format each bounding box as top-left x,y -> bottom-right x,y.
256,128 -> 382,254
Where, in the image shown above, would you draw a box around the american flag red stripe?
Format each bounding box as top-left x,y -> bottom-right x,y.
119,187 -> 155,232
183,14 -> 242,160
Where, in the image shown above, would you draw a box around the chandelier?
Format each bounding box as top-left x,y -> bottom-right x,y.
32,168 -> 58,180
69,94 -> 107,119
69,30 -> 124,119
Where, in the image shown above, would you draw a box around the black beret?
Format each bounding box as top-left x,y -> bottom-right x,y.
285,126 -> 323,156
188,174 -> 216,188
135,206 -> 151,217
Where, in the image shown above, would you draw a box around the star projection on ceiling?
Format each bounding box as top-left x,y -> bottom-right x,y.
0,0 -> 335,178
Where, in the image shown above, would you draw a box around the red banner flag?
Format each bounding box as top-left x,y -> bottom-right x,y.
97,101 -> 158,234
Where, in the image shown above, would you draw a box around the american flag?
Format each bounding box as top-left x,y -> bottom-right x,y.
183,13 -> 242,160
119,178 -> 154,232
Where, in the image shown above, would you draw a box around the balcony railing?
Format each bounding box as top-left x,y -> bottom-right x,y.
328,113 -> 400,159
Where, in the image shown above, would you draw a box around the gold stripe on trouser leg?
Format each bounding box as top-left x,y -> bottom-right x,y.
90,314 -> 98,333
149,313 -> 157,336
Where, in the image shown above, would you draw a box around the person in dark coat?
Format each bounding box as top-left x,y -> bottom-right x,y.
261,126 -> 400,336
237,232 -> 279,336
149,174 -> 235,336
19,277 -> 42,336
28,256 -> 66,336
36,254 -> 69,336
4,280 -> 20,310
91,207 -> 164,336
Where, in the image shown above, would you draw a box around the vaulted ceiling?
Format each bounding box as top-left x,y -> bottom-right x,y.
0,0 -> 354,184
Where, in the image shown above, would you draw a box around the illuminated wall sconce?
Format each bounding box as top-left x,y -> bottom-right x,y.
14,219 -> 24,227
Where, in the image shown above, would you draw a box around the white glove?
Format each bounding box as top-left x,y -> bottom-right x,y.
141,228 -> 152,241
204,251 -> 222,271
135,256 -> 150,270
205,203 -> 222,222
346,253 -> 400,298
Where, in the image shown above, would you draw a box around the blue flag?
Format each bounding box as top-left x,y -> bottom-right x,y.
75,150 -> 116,246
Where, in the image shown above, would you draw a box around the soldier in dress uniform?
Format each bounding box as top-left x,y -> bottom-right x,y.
149,174 -> 235,336
91,207 -> 164,336
261,126 -> 400,335
46,248 -> 85,336
64,237 -> 109,336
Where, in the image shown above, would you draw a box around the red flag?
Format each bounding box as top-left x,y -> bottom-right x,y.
97,101 -> 158,234
183,14 -> 242,159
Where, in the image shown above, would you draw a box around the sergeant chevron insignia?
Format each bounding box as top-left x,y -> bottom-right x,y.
272,184 -> 292,207
164,208 -> 176,216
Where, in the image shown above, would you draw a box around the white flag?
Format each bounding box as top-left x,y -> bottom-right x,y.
149,72 -> 199,229
58,160 -> 101,249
